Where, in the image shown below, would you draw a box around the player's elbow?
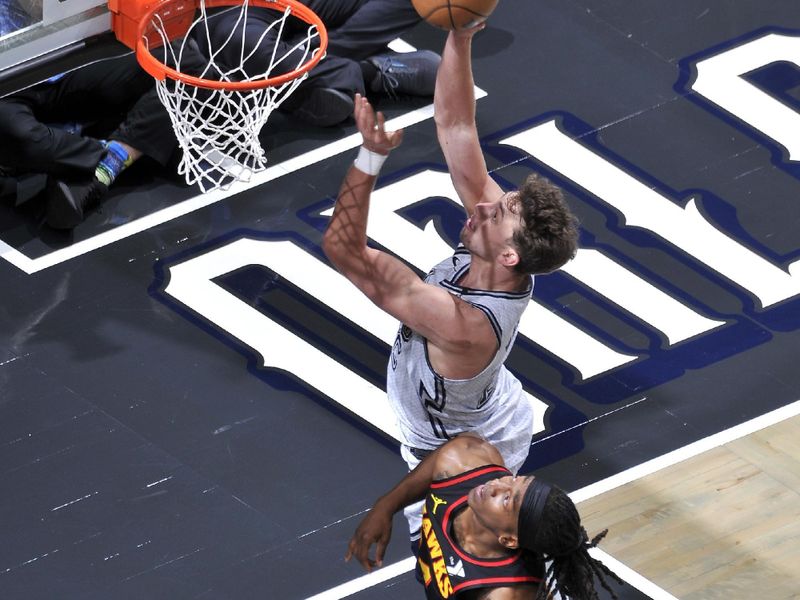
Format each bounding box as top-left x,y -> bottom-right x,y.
321,228 -> 338,262
322,227 -> 351,271
362,287 -> 386,311
433,111 -> 473,137
433,111 -> 458,136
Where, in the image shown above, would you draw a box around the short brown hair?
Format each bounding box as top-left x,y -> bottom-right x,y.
511,174 -> 579,275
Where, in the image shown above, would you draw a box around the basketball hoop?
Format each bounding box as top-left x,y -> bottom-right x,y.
110,0 -> 328,192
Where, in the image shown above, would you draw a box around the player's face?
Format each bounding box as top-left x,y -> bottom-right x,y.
468,474 -> 534,545
460,192 -> 523,264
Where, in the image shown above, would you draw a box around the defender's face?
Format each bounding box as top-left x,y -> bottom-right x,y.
468,474 -> 534,540
460,192 -> 523,262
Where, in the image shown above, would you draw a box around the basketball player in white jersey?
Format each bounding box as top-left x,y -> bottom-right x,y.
323,24 -> 579,539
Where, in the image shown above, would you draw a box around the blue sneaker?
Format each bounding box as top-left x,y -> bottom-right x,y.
95,140 -> 131,186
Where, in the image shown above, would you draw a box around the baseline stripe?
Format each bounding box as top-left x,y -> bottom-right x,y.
305,557 -> 416,600
570,397 -> 800,503
589,548 -> 678,600
0,105 -> 433,274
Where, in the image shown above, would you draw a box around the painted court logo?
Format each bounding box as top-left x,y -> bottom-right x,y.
153,29 -> 800,465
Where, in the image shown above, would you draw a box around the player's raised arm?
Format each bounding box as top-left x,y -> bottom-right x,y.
434,26 -> 503,216
322,95 -> 492,355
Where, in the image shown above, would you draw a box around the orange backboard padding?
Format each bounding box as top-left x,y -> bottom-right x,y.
110,0 -> 196,50
107,0 -> 328,90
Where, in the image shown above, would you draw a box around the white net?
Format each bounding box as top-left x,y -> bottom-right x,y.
145,0 -> 322,192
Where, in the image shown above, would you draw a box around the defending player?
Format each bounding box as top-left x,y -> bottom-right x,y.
323,24 -> 579,539
346,434 -> 622,599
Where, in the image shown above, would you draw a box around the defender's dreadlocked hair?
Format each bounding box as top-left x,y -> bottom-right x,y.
519,482 -> 624,600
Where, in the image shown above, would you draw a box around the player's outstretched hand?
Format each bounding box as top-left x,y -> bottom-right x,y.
452,21 -> 486,39
345,502 -> 393,572
354,93 -> 403,156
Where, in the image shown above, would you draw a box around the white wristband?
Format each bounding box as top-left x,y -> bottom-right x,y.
353,146 -> 388,176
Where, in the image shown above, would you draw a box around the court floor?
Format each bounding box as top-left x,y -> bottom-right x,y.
2,1 -> 800,598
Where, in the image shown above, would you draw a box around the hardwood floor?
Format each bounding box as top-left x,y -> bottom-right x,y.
579,416 -> 800,599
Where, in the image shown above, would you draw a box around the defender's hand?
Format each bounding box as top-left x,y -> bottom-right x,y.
345,504 -> 394,572
354,93 -> 404,156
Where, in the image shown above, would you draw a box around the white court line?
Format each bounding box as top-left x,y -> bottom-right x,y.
570,397 -> 800,503
305,399 -> 800,599
305,556 -> 416,600
589,549 -> 679,600
0,104 -> 434,275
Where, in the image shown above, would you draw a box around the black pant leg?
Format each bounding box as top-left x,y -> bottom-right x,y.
320,0 -> 424,61
300,0 -> 370,30
109,88 -> 176,166
299,54 -> 366,95
0,53 -> 157,179
285,0 -> 425,97
109,39 -> 211,165
0,96 -> 104,179
37,54 -> 154,124
201,7 -> 366,95
196,8 -> 289,77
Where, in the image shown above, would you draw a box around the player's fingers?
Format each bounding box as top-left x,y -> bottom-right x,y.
345,538 -> 356,562
389,128 -> 404,147
347,536 -> 368,568
359,553 -> 374,572
355,94 -> 374,131
375,539 -> 388,567
351,539 -> 373,571
375,110 -> 386,132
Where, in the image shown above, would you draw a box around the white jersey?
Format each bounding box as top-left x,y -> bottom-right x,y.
386,245 -> 535,472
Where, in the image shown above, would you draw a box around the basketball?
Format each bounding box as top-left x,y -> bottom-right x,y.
412,0 -> 499,30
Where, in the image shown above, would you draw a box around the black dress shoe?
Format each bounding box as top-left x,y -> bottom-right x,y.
45,177 -> 108,230
283,87 -> 354,127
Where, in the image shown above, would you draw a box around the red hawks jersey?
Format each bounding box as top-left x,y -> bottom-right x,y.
416,465 -> 543,599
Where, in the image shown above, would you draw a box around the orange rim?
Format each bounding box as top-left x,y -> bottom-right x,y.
136,0 -> 328,90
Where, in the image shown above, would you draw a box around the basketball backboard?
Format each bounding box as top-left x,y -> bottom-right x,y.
0,0 -> 128,96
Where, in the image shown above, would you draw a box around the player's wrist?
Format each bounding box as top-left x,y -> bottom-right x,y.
354,146 -> 388,176
375,492 -> 405,517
